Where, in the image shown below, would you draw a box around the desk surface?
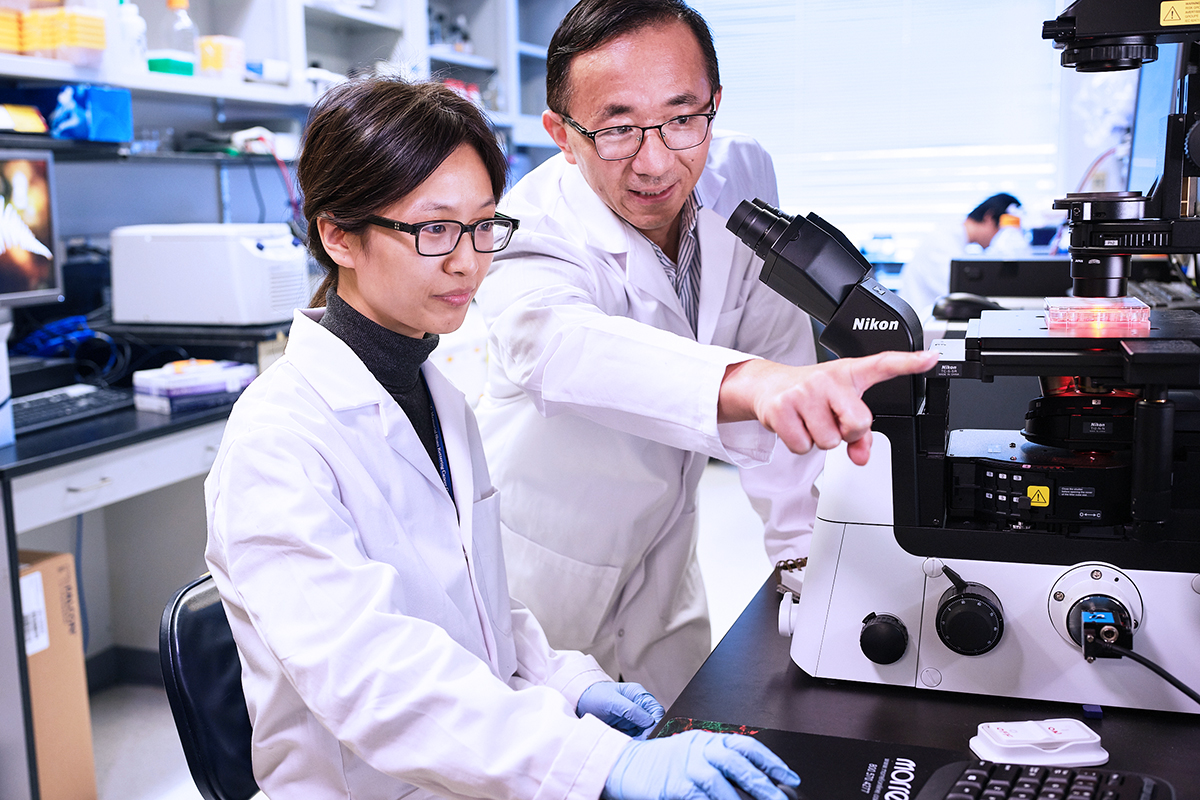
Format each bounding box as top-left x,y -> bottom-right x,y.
0,400 -> 235,800
0,404 -> 232,480
667,579 -> 1200,788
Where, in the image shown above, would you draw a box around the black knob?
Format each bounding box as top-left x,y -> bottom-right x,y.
860,612 -> 909,665
936,566 -> 1004,656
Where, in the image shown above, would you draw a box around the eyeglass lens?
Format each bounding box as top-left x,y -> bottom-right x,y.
417,219 -> 515,256
594,115 -> 711,160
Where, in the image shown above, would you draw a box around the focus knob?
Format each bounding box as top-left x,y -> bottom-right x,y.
936,566 -> 1004,656
860,612 -> 909,665
1186,122 -> 1200,170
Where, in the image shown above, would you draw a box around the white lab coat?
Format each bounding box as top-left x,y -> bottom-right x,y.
474,132 -> 824,705
899,220 -> 1033,320
898,220 -> 971,321
204,309 -> 630,800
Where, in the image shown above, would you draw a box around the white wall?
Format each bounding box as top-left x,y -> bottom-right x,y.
689,0 -> 1139,261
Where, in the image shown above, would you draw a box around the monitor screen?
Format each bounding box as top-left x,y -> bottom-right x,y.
950,257 -> 1072,298
0,149 -> 62,308
1126,42 -> 1181,195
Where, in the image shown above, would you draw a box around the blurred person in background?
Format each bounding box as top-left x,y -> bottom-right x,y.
899,192 -> 1028,318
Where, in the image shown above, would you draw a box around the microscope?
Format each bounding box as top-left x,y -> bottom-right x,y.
727,0 -> 1200,714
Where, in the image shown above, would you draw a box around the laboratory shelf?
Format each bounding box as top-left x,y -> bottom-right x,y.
516,40 -> 547,59
0,54 -> 306,106
428,45 -> 496,70
303,0 -> 404,34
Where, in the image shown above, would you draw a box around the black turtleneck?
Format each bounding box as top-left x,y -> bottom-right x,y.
320,291 -> 444,475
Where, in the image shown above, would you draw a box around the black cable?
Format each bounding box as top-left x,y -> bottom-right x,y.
106,330 -> 190,383
124,344 -> 191,376
74,514 -> 89,653
244,156 -> 267,224
1098,642 -> 1200,706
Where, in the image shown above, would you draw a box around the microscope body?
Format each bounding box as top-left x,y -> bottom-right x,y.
728,1 -> 1200,710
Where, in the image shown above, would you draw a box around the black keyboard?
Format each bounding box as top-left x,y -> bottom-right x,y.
1126,279 -> 1200,310
916,760 -> 1174,800
12,384 -> 135,435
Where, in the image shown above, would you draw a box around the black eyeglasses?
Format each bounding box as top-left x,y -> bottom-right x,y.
561,98 -> 716,161
363,212 -> 520,256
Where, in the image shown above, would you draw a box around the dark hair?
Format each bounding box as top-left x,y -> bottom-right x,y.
545,0 -> 720,117
298,76 -> 509,306
969,193 -> 1020,224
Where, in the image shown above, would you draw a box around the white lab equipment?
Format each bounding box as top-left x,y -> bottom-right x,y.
726,198 -> 1200,716
110,223 -> 310,325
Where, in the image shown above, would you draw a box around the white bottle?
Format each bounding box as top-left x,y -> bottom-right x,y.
147,0 -> 198,75
110,0 -> 148,75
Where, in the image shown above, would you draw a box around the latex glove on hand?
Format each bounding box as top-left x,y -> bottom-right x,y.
577,681 -> 665,739
603,730 -> 801,800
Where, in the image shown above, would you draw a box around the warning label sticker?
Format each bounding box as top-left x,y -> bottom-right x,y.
1162,1 -> 1200,25
1027,485 -> 1050,507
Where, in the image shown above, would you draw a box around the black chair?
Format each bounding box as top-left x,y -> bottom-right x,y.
160,573 -> 259,800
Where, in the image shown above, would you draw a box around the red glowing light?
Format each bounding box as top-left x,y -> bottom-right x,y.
1044,296 -> 1150,334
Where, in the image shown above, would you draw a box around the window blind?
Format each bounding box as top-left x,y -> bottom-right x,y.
691,0 -> 1064,260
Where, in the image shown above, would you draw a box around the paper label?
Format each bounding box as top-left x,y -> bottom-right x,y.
19,571 -> 49,656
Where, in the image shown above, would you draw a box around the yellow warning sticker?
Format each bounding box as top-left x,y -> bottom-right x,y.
1162,1 -> 1200,26
1027,485 -> 1050,508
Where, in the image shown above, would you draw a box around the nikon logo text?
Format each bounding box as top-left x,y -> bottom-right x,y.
852,317 -> 899,331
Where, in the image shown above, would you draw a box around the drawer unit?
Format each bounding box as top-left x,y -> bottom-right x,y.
11,421 -> 226,533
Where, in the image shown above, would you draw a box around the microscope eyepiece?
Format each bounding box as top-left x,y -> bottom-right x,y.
727,199 -> 793,260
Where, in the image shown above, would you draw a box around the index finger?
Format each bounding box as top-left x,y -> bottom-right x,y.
850,350 -> 939,393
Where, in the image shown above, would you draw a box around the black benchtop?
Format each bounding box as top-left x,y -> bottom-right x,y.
0,404 -> 233,480
665,579 -> 1200,789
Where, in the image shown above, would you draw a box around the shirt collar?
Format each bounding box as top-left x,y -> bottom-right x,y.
645,189 -> 703,268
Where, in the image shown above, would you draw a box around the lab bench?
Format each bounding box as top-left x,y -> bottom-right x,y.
665,578 -> 1200,793
0,403 -> 231,800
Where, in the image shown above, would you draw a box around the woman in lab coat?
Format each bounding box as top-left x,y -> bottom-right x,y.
203,75 -> 801,800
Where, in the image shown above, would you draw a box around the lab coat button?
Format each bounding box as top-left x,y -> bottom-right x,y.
618,628 -> 625,637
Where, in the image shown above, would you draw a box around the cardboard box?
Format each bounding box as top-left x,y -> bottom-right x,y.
18,550 -> 97,800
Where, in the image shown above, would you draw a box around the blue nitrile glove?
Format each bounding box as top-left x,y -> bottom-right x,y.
602,730 -> 801,800
577,681 -> 665,739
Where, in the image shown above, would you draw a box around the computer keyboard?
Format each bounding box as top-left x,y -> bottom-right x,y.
11,384 -> 135,435
915,759 -> 1174,800
1126,279 -> 1200,310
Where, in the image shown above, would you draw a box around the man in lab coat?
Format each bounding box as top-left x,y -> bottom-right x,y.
474,0 -> 937,706
899,193 -> 1027,319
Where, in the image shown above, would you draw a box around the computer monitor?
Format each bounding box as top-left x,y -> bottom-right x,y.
0,148 -> 63,309
949,257 -> 1072,298
1126,42 -> 1181,195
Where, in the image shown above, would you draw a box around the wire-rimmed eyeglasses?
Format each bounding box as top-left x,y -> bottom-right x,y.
363,212 -> 520,256
561,98 -> 716,161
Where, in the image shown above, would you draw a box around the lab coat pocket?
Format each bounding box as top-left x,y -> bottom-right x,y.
471,492 -> 514,637
710,304 -> 745,348
499,524 -> 622,650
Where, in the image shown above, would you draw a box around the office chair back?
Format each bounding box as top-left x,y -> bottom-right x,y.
160,574 -> 259,800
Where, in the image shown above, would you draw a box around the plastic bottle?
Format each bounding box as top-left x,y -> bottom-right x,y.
452,13 -> 471,53
147,0 -> 198,75
107,0 -> 147,74
988,207 -> 1032,258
